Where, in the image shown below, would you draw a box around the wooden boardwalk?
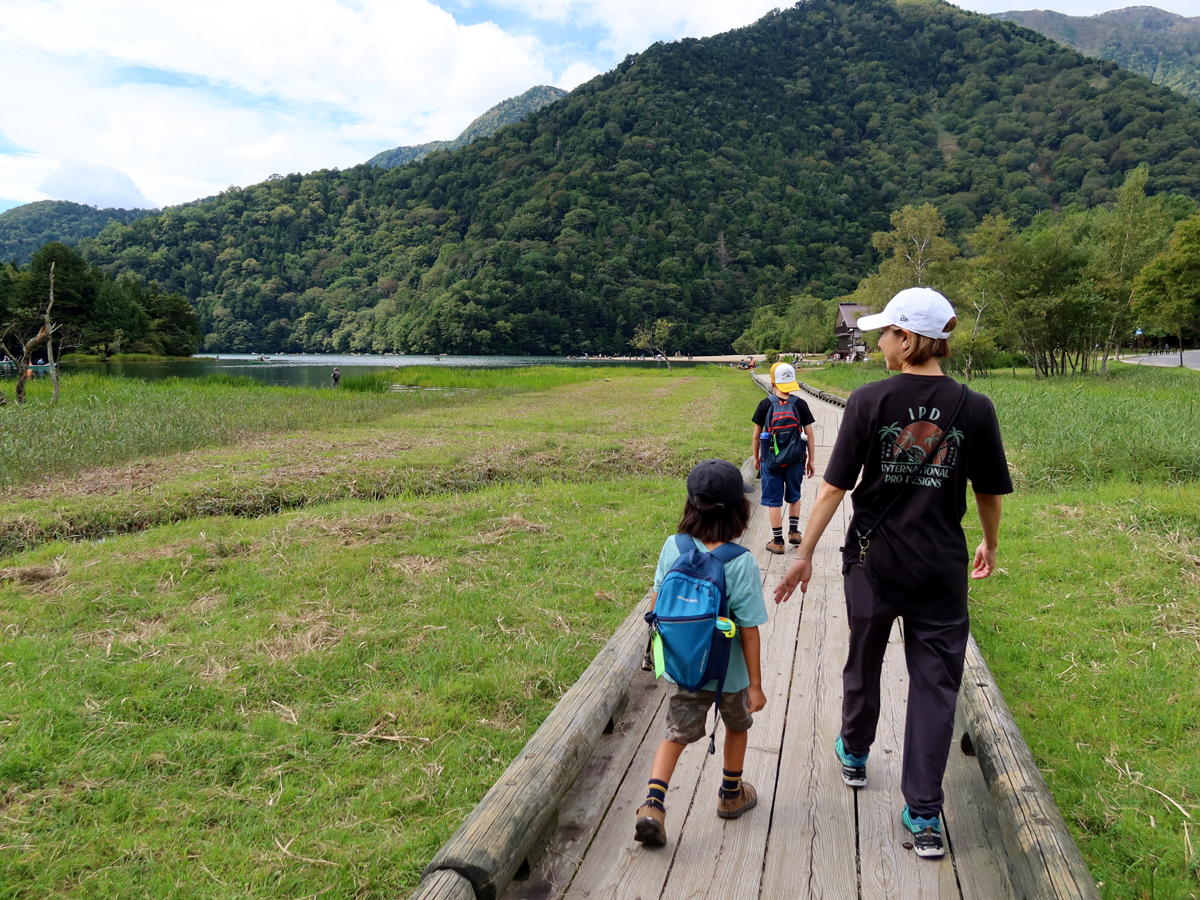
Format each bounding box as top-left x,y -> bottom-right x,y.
503,393 -> 1019,900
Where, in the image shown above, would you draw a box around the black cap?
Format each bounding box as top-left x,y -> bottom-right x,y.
687,459 -> 747,510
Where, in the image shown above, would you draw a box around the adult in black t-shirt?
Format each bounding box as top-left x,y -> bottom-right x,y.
773,287 -> 1013,860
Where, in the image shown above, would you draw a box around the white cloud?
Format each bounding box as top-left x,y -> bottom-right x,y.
0,0 -> 556,206
39,159 -> 155,209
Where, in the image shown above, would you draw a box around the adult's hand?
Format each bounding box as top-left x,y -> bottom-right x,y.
971,541 -> 996,579
773,557 -> 811,604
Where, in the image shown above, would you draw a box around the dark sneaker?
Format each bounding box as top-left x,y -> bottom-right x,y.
902,806 -> 945,858
634,803 -> 667,847
835,735 -> 868,788
788,530 -> 803,545
765,538 -> 785,555
716,781 -> 758,819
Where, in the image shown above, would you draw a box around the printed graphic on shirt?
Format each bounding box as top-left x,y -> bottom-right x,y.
877,407 -> 964,489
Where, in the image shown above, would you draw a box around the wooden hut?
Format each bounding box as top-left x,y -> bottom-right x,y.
833,302 -> 870,361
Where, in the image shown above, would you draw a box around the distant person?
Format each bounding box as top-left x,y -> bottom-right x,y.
753,363 -> 816,554
635,460 -> 767,847
331,367 -> 341,387
773,288 -> 1012,860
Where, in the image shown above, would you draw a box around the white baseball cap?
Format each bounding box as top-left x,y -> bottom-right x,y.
855,287 -> 957,340
771,362 -> 801,393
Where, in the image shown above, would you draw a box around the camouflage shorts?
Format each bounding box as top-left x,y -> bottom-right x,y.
664,685 -> 754,744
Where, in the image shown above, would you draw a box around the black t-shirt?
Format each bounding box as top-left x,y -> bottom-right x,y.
752,394 -> 816,430
823,374 -> 1013,619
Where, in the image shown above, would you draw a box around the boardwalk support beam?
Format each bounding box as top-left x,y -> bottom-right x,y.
411,593 -> 653,900
958,636 -> 1102,900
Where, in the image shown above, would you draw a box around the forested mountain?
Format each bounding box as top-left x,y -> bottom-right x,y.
997,7 -> 1200,103
79,0 -> 1200,356
0,201 -> 157,266
368,86 -> 567,168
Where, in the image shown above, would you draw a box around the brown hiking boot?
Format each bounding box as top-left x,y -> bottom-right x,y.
788,530 -> 803,545
765,537 -> 785,555
717,781 -> 758,819
634,803 -> 667,847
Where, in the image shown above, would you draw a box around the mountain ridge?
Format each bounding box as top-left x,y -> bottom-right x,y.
0,200 -> 157,266
996,6 -> 1200,102
367,85 -> 567,169
76,0 -> 1200,355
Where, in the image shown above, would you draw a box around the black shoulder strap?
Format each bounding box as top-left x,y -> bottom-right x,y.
857,382 -> 969,552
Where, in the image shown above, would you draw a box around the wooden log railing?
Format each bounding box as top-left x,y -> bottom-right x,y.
408,592 -> 653,900
957,638 -> 1102,900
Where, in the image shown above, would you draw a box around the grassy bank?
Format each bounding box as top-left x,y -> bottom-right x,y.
805,363 -> 1199,897
0,478 -> 685,897
0,368 -> 748,557
0,367 -> 666,490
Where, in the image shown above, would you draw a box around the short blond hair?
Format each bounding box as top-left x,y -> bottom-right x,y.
891,318 -> 957,366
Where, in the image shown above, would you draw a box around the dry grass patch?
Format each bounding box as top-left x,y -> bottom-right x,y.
0,562 -> 64,585
258,606 -> 359,661
479,514 -> 550,544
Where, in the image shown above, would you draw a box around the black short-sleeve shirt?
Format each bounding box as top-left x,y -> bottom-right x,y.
824,374 -> 1013,619
752,394 -> 816,430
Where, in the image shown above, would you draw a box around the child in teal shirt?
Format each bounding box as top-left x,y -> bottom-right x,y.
635,460 -> 769,847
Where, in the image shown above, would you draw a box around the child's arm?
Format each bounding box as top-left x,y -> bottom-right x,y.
804,423 -> 816,477
649,590 -> 657,611
751,423 -> 763,469
740,626 -> 766,713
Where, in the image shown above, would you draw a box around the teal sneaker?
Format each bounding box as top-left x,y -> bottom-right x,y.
834,735 -> 868,788
901,806 -> 945,858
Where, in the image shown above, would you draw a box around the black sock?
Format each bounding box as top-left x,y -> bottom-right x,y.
645,778 -> 668,811
772,526 -> 783,542
720,768 -> 743,800
789,516 -> 800,532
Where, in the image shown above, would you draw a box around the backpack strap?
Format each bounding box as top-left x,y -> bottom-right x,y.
674,533 -> 695,554
704,541 -> 749,755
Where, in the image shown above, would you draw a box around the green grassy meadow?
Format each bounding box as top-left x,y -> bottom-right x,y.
2,363 -> 1199,898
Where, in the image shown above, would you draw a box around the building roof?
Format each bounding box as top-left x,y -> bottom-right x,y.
836,303 -> 871,330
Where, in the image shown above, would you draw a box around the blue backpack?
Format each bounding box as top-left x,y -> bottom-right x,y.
645,534 -> 750,753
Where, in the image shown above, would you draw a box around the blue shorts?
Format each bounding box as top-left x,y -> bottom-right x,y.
760,463 -> 804,507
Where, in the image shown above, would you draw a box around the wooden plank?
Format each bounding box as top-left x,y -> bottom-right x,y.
502,669 -> 667,900
857,622 -> 958,899
943,716 -> 1020,900
423,591 -> 655,900
758,565 -> 857,900
658,546 -> 806,900
958,636 -> 1101,900
563,698 -> 707,900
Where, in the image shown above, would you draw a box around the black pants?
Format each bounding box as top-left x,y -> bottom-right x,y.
840,562 -> 969,818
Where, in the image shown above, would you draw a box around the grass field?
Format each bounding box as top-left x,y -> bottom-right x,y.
0,368 -> 647,489
2,364 -> 1199,898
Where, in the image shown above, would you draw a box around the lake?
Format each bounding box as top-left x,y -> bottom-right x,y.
4,353 -> 706,388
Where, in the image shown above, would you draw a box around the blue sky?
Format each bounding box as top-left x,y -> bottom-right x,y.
1,0 -> 1198,213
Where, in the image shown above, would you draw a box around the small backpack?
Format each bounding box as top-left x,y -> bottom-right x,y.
761,394 -> 807,473
645,534 -> 750,753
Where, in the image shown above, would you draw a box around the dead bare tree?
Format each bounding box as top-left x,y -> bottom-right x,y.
11,262 -> 55,405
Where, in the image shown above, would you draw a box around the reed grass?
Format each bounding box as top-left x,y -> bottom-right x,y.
801,363 -> 1200,488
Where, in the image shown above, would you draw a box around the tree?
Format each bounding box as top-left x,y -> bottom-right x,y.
2,262 -> 54,405
1087,165 -> 1182,374
630,319 -> 676,371
1134,212 -> 1200,367
871,204 -> 960,288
